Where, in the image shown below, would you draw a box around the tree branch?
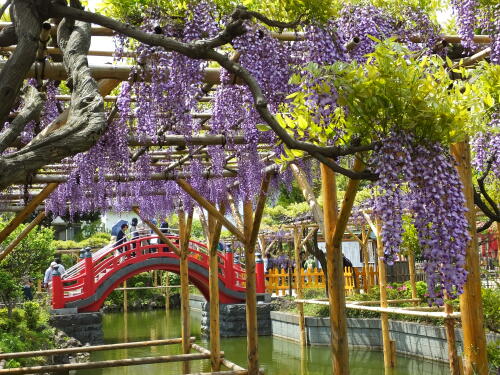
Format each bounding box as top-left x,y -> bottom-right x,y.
0,85 -> 44,153
0,18 -> 105,189
0,1 -> 40,124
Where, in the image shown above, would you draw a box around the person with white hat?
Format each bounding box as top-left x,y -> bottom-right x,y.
43,261 -> 58,289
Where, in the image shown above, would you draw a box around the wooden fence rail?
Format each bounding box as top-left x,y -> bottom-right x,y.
265,266 -> 378,296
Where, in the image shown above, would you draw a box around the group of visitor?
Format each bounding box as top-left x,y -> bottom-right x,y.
115,218 -> 171,254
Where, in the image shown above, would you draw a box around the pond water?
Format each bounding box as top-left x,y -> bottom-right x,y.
75,309 -> 449,375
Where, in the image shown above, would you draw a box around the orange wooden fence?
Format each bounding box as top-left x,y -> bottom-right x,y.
265,266 -> 378,296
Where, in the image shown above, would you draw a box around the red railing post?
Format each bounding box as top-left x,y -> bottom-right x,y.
255,253 -> 265,293
225,248 -> 235,288
52,269 -> 64,309
83,247 -> 95,296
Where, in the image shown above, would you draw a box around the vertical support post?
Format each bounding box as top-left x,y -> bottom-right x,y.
123,280 -> 128,313
51,269 -> 64,309
294,226 -> 306,346
225,247 -> 235,288
243,200 -> 259,375
179,210 -> 193,356
255,253 -> 265,293
208,207 -> 223,372
451,141 -> 488,375
361,226 -> 370,291
321,163 -> 349,375
165,271 -> 170,310
375,218 -> 395,369
83,248 -> 95,297
444,295 -> 462,375
407,252 -> 418,306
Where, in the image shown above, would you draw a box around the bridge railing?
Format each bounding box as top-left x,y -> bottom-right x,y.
52,235 -> 266,309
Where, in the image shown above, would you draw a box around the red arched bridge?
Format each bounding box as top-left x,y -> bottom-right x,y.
51,236 -> 266,312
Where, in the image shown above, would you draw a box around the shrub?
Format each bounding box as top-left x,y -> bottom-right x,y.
487,339 -> 500,371
23,302 -> 42,330
482,287 -> 500,333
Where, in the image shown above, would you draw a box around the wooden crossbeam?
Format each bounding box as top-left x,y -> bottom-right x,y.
132,207 -> 181,256
0,183 -> 58,244
176,178 -> 245,243
0,211 -> 45,262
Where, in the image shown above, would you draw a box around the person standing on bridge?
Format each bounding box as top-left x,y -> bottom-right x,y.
43,261 -> 57,290
116,223 -> 129,253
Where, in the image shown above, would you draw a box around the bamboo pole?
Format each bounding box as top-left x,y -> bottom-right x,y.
444,296 -> 462,375
0,183 -> 58,245
290,163 -> 324,233
320,163 -> 344,375
375,218 -> 395,369
0,211 -> 45,262
132,207 -> 181,256
361,226 -> 371,290
179,210 -> 193,356
123,280 -> 128,313
0,338 -> 195,359
451,141 -> 488,375
165,271 -> 170,310
327,157 -> 364,374
227,192 -> 244,232
0,353 -> 212,374
243,200 -> 259,375
294,226 -> 306,346
407,253 -> 418,306
176,179 -> 245,243
208,206 -> 224,371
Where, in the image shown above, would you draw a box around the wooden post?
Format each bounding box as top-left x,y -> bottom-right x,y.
243,173 -> 271,375
179,210 -> 193,356
294,226 -> 306,346
0,183 -> 58,244
326,157 -> 365,375
361,226 -> 370,291
208,206 -> 224,372
375,218 -> 395,369
164,271 -> 170,310
451,141 -> 488,375
243,200 -> 259,375
407,252 -> 418,306
444,295 -> 462,375
123,280 -> 128,313
290,163 -> 325,233
320,163 -> 347,374
227,192 -> 244,232
132,207 -> 181,256
176,179 -> 245,242
0,211 -> 45,262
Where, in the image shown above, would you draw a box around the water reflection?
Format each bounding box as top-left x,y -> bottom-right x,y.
75,309 -> 448,375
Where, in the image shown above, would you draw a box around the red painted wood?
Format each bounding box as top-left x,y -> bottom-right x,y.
56,235 -> 250,312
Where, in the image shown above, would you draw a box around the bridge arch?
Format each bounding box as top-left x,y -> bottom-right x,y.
55,236 -> 254,312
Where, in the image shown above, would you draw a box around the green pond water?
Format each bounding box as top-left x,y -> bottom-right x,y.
75,309 -> 449,375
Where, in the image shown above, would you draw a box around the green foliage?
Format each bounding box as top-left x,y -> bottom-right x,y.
401,215 -> 421,257
487,340 -> 500,371
482,287 -> 500,334
264,201 -> 310,225
0,305 -> 54,368
0,270 -> 22,317
22,301 -> 42,330
0,220 -> 54,282
282,40 -> 494,163
53,232 -> 111,250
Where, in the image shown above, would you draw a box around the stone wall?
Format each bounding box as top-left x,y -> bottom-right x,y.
189,294 -> 206,312
271,311 -> 500,363
201,302 -> 274,337
49,312 -> 104,345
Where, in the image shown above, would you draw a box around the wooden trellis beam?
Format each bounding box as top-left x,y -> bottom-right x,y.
132,207 -> 181,257
0,183 -> 58,244
176,178 -> 246,243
